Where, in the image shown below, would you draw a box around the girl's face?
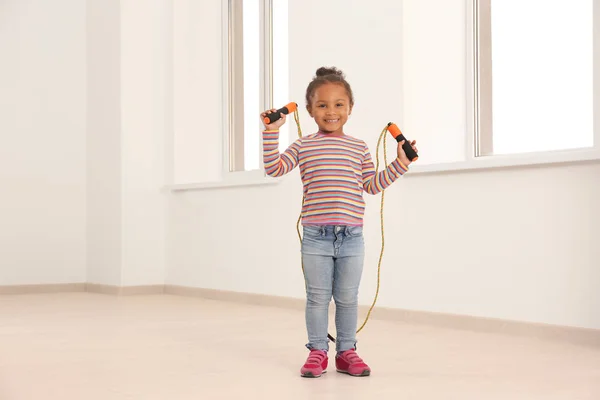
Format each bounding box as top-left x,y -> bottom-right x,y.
306,83 -> 352,136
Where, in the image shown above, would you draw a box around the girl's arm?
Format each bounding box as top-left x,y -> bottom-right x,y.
361,144 -> 408,195
262,130 -> 301,177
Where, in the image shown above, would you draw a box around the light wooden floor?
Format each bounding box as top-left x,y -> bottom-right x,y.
0,293 -> 598,399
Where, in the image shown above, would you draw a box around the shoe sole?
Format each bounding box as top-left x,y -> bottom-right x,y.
336,369 -> 371,377
301,371 -> 327,378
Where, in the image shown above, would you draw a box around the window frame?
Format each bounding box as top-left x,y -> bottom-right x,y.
169,0 -> 287,192
409,0 -> 600,175
220,0 -> 280,186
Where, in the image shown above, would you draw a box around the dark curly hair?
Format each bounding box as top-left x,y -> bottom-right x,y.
305,66 -> 354,107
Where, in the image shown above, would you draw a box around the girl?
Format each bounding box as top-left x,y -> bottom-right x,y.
260,67 -> 417,378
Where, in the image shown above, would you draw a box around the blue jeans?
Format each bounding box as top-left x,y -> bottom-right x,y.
301,225 -> 365,353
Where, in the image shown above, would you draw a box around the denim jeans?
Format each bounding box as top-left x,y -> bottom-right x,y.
301,225 -> 365,353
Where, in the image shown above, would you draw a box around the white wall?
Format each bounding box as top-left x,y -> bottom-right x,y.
166,0 -> 600,330
0,0 -> 167,286
119,0 -> 168,286
87,0 -> 168,286
0,0 -> 87,284
171,0 -> 223,184
87,0 -> 122,285
402,0 -> 467,165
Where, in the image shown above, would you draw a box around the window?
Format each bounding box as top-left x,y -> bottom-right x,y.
474,0 -> 594,157
225,0 -> 289,174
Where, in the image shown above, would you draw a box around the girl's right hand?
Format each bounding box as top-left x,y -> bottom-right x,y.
261,109 -> 287,131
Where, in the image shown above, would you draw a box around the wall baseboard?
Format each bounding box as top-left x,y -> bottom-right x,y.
0,283 -> 86,295
0,283 -> 164,296
164,285 -> 600,348
2,283 -> 598,347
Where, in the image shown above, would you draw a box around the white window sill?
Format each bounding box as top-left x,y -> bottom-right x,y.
406,147 -> 600,175
167,170 -> 280,191
166,148 -> 599,191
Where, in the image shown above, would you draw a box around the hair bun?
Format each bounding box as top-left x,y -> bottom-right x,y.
306,65 -> 354,107
316,66 -> 344,78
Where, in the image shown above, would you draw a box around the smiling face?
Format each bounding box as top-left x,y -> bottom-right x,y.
306,83 -> 353,136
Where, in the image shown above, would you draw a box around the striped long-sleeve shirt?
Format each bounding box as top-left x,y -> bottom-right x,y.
263,130 -> 408,226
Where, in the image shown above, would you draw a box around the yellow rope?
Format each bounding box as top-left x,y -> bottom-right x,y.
292,109 -> 389,341
357,125 -> 388,334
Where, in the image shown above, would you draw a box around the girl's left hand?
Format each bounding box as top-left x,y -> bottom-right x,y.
397,140 -> 418,166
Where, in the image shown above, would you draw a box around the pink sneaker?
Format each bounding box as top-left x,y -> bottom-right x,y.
300,349 -> 328,378
335,349 -> 371,376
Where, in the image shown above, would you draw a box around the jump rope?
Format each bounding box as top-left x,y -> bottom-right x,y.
264,102 -> 418,343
